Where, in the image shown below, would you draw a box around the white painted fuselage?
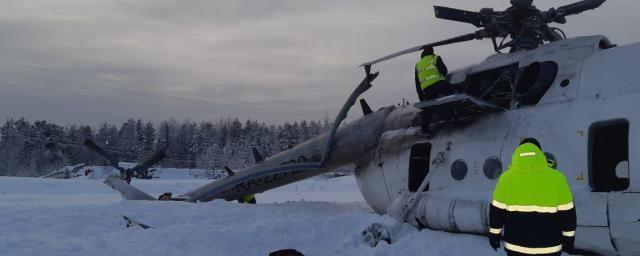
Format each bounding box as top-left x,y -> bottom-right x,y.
355,36 -> 640,255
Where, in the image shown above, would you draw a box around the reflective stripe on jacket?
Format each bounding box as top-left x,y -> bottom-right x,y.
415,55 -> 445,90
489,143 -> 577,255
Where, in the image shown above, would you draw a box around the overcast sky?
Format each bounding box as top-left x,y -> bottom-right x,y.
0,0 -> 638,126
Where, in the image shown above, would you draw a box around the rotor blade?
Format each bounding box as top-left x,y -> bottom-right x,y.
556,0 -> 606,17
434,6 -> 482,27
132,149 -> 166,172
104,176 -> 156,200
224,166 -> 235,176
359,31 -> 485,67
84,139 -> 120,169
251,148 -> 264,163
360,45 -> 425,67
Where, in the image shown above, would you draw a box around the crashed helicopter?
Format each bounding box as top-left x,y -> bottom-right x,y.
95,0 -> 640,255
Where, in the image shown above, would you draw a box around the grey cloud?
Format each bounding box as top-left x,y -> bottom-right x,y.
0,0 -> 638,126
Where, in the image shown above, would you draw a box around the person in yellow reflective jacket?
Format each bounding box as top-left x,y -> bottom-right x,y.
238,194 -> 256,204
415,47 -> 456,135
489,138 -> 577,256
415,46 -> 450,102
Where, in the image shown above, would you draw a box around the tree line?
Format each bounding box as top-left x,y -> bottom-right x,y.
0,117 -> 330,177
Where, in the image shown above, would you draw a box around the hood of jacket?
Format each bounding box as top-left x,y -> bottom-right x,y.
510,143 -> 548,171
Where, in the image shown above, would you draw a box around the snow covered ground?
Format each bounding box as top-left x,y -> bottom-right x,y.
0,174 -> 511,256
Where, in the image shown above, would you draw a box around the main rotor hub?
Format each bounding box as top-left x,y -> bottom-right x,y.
434,0 -> 606,52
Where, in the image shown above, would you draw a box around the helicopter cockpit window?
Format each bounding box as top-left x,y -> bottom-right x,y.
457,64 -> 519,110
453,61 -> 558,110
589,119 -> 630,192
514,62 -> 559,108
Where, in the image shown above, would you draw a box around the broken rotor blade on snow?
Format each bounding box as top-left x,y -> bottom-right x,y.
84,139 -> 121,170
69,164 -> 87,174
132,148 -> 166,174
104,176 -> 156,200
123,215 -> 152,229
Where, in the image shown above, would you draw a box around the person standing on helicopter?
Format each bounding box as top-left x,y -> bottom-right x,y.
415,46 -> 454,134
415,46 -> 450,101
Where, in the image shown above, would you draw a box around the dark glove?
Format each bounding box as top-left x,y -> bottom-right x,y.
489,234 -> 501,251
563,236 -> 575,252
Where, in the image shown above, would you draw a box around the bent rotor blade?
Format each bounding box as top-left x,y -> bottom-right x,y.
132,149 -> 166,173
84,139 -> 120,169
433,6 -> 482,27
360,31 -> 484,67
359,45 -> 426,67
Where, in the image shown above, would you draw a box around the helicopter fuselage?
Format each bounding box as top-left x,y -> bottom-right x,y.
355,35 -> 640,255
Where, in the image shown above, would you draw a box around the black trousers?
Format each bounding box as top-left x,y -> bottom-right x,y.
420,81 -> 455,101
506,250 -> 561,256
420,81 -> 456,133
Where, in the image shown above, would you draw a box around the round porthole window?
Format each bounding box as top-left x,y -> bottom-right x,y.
451,160 -> 468,181
483,157 -> 503,180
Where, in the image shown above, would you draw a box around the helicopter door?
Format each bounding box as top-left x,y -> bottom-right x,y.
409,143 -> 432,192
589,119 -> 630,192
